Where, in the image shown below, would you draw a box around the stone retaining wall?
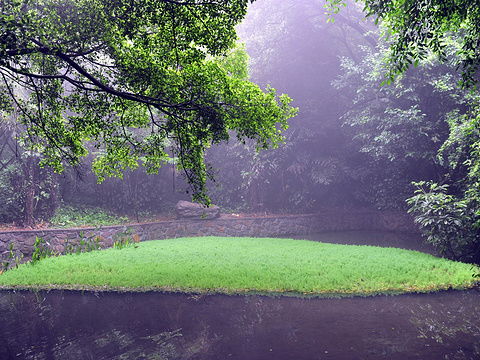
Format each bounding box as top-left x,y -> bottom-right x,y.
0,211 -> 418,261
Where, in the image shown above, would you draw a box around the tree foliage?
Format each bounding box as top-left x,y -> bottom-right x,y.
407,181 -> 480,264
0,0 -> 296,203
410,106 -> 480,264
0,122 -> 59,225
326,0 -> 480,87
333,37 -> 477,208
327,0 -> 480,260
220,0 -> 378,212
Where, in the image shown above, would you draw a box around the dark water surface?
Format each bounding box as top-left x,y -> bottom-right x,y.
1,289 -> 479,360
1,232 -> 478,360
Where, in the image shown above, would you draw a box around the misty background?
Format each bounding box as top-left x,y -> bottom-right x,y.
0,0 -> 469,224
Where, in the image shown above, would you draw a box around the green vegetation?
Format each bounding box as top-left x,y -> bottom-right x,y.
1,243 -> 23,272
327,0 -> 480,87
325,0 -> 480,264
50,206 -> 129,228
0,0 -> 296,204
0,0 -> 479,269
333,26 -> 480,263
407,181 -> 480,264
0,237 -> 477,297
64,234 -> 102,255
31,236 -> 55,265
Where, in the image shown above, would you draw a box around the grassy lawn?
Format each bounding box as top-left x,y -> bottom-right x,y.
0,237 -> 478,297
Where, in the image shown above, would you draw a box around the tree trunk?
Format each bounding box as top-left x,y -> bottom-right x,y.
23,157 -> 35,227
47,172 -> 60,219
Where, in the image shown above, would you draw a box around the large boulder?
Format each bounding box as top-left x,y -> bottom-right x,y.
175,200 -> 220,220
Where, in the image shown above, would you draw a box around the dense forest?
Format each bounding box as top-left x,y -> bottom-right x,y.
0,0 -> 479,263
1,3 -> 480,359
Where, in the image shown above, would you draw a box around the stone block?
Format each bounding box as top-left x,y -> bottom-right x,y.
175,200 -> 220,220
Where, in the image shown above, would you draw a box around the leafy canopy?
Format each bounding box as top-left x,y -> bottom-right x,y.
0,0 -> 296,203
326,0 -> 480,87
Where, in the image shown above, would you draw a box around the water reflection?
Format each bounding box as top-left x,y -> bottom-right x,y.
0,289 -> 479,359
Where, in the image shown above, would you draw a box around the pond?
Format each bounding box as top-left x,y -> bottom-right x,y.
0,289 -> 479,360
0,231 -> 477,360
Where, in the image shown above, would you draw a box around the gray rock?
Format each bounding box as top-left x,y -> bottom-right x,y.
175,201 -> 220,220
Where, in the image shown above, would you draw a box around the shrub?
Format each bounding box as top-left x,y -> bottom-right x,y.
407,181 -> 480,264
1,243 -> 24,272
64,233 -> 102,254
50,205 -> 129,228
31,236 -> 55,265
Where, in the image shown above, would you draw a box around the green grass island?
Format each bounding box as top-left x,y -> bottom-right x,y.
0,237 -> 478,298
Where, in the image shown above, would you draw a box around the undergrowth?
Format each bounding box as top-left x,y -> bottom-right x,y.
50,205 -> 129,228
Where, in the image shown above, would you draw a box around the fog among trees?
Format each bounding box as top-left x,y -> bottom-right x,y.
0,0 -> 478,263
